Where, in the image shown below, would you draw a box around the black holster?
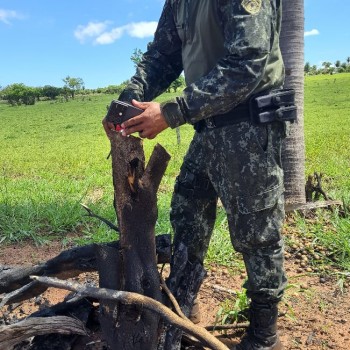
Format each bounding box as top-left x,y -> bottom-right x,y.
249,88 -> 297,124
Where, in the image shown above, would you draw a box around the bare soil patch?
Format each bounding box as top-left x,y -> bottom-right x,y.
1,237 -> 349,350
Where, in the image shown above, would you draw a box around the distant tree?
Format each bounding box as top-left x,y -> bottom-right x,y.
104,84 -> 127,95
167,75 -> 185,92
321,61 -> 332,73
304,62 -> 311,75
310,65 -> 318,75
130,48 -> 185,94
119,80 -> 130,91
340,61 -> 350,73
2,83 -> 36,106
2,83 -> 26,105
61,86 -> 71,102
42,85 -> 61,100
62,76 -> 84,99
130,48 -> 144,69
335,60 -> 341,68
347,57 -> 350,65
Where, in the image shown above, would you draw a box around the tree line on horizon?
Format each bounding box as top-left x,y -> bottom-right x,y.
0,75 -> 185,107
0,75 -> 132,107
304,57 -> 350,75
1,55 -> 349,107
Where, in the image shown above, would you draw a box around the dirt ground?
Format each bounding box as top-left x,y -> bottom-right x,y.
1,232 -> 349,350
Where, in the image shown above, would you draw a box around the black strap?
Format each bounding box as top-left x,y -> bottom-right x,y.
193,89 -> 295,132
194,102 -> 250,132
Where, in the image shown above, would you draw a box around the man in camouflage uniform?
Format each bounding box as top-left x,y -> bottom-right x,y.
103,1 -> 287,349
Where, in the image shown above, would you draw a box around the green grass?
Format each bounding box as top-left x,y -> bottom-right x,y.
304,73 -> 350,197
0,94 -> 193,244
215,288 -> 250,325
300,73 -> 350,272
1,74 -> 350,273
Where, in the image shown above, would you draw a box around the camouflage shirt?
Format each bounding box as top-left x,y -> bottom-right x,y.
119,0 -> 284,129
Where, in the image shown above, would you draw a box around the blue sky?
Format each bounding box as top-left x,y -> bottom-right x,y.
1,0 -> 349,89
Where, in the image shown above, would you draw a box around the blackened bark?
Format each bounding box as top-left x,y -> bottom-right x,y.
0,235 -> 171,307
101,133 -> 170,350
0,316 -> 86,349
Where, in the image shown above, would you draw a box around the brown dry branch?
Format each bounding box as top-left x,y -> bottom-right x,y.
31,275 -> 230,350
81,203 -> 119,232
0,316 -> 86,350
204,323 -> 249,332
285,199 -> 343,213
160,274 -> 188,320
287,172 -> 342,213
0,235 -> 171,307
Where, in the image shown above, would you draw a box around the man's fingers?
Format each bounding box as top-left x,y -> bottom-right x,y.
132,99 -> 148,109
122,114 -> 143,128
123,123 -> 144,136
102,118 -> 117,138
121,116 -> 144,136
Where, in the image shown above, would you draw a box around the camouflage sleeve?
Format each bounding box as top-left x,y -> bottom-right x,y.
118,0 -> 183,104
162,0 -> 281,128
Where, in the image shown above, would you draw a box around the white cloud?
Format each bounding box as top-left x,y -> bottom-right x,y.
74,21 -> 110,43
126,21 -> 158,38
304,29 -> 320,37
75,20 -> 158,45
0,9 -> 23,24
95,27 -> 125,44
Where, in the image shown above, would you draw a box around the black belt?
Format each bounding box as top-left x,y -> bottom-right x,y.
194,89 -> 297,132
193,89 -> 297,133
194,102 -> 250,132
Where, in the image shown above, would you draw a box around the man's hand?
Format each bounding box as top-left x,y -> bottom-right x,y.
121,100 -> 169,139
102,117 -> 117,139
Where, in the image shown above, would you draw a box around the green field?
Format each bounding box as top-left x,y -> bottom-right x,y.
1,74 -> 350,269
304,73 -> 350,194
0,92 -> 195,244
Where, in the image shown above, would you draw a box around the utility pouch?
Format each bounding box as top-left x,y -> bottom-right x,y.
249,89 -> 297,125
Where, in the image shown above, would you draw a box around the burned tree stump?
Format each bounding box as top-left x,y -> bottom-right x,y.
98,132 -> 171,350
0,132 -> 232,349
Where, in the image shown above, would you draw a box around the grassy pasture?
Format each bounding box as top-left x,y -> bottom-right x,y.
304,73 -> 350,195
0,74 -> 350,269
0,92 -> 194,244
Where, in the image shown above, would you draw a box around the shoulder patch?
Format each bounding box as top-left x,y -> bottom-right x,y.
241,0 -> 262,15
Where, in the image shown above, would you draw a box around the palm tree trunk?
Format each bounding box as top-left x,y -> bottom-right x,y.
280,0 -> 306,205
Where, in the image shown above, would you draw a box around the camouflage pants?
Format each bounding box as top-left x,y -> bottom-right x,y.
170,121 -> 288,303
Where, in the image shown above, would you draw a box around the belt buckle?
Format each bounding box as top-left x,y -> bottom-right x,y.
205,117 -> 216,129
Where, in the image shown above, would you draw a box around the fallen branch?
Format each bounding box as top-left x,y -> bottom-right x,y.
212,285 -> 237,296
31,276 -> 230,350
160,275 -> 188,320
0,316 -> 86,350
204,323 -> 249,332
0,234 -> 171,306
285,199 -> 343,213
81,203 -> 119,232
